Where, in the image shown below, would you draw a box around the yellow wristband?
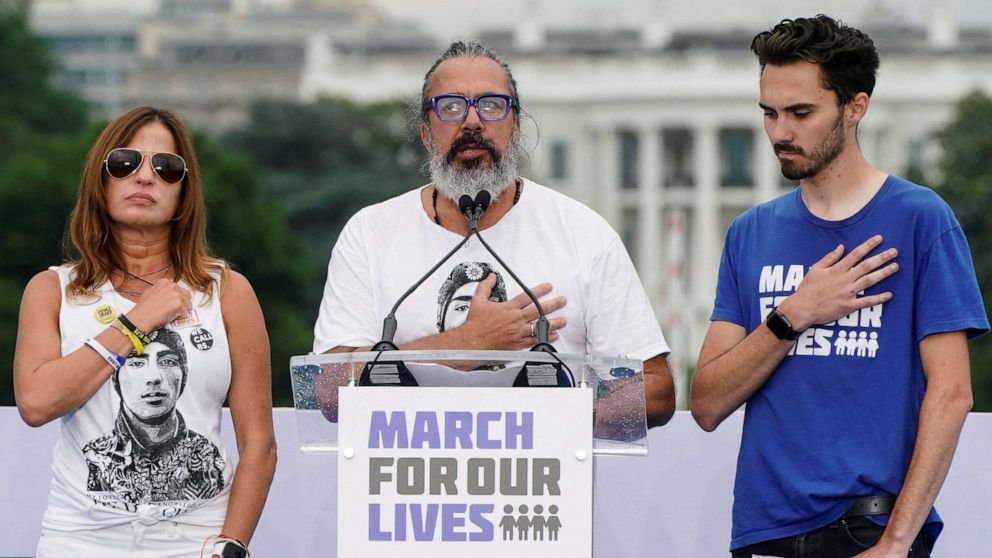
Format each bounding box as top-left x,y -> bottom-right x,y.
116,318 -> 145,355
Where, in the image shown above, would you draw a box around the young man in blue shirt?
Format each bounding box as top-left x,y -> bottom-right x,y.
691,15 -> 989,558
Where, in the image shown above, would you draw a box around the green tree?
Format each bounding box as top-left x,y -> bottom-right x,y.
0,7 -> 315,407
194,135 -> 316,406
0,4 -> 88,165
0,5 -> 91,405
932,91 -> 992,411
226,98 -> 426,258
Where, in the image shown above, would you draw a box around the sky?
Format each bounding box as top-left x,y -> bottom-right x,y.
35,0 -> 992,27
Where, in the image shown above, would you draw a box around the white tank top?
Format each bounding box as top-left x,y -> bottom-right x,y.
42,265 -> 234,531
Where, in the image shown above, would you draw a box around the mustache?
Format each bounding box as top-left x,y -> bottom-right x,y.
774,142 -> 804,156
445,132 -> 498,163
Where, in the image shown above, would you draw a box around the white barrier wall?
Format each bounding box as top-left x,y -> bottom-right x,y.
2,408 -> 989,557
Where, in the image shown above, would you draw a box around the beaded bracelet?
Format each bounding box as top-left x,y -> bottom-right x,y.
211,534 -> 249,558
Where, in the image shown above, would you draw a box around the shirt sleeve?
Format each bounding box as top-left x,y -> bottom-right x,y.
312,213 -> 380,353
583,235 -> 669,361
914,226 -> 990,342
710,224 -> 746,327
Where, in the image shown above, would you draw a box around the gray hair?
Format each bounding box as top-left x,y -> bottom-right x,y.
415,41 -> 521,127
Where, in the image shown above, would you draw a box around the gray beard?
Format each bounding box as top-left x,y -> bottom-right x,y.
427,140 -> 521,202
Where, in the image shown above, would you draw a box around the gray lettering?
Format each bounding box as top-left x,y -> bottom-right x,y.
369,457 -> 393,495
396,457 -> 424,495
499,458 -> 528,495
429,458 -> 458,495
467,458 -> 495,495
532,459 -> 561,496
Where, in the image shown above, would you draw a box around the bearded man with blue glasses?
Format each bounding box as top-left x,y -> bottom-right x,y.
312,41 -> 676,427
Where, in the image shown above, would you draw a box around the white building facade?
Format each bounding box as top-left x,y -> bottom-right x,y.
31,0 -> 992,405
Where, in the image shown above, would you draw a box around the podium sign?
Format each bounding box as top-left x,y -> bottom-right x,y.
337,387 -> 593,558
290,350 -> 649,455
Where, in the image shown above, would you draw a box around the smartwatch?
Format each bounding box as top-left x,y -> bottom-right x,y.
213,540 -> 248,558
765,306 -> 802,341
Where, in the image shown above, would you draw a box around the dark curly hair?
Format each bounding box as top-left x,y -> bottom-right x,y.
751,14 -> 879,105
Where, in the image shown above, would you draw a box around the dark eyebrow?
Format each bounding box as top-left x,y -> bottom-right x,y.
156,349 -> 181,362
759,102 -> 817,113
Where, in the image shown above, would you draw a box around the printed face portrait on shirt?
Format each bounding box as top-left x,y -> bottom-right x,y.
436,262 -> 507,332
115,328 -> 188,423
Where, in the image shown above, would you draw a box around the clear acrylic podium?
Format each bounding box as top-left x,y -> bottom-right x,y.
290,350 -> 649,456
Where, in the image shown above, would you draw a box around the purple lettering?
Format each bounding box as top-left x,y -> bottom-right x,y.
476,412 -> 501,449
368,504 -> 390,541
469,504 -> 495,541
505,412 -> 534,449
440,504 -> 467,542
411,503 -> 439,541
411,411 -> 441,449
369,411 -> 408,449
445,412 -> 474,449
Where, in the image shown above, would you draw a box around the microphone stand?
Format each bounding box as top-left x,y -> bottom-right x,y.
360,188 -> 573,387
462,191 -> 574,387
358,195 -> 480,386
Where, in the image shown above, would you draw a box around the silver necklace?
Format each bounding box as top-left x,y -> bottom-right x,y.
115,264 -> 172,297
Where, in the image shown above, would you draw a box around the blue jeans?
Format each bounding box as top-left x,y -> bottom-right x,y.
731,516 -> 930,558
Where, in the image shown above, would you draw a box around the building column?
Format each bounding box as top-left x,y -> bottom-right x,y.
595,123 -> 621,228
637,125 -> 662,299
692,122 -> 719,310
755,126 -> 779,202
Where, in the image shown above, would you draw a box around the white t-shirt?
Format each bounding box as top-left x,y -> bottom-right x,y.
43,266 -> 233,532
313,179 -> 669,361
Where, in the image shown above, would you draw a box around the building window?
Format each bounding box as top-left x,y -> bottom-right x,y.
550,140 -> 569,180
720,127 -> 754,186
620,208 -> 639,266
663,128 -> 694,187
619,130 -> 639,189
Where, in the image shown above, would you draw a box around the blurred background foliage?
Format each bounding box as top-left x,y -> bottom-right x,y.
0,6 -> 423,407
1,6 -> 989,409
931,91 -> 992,412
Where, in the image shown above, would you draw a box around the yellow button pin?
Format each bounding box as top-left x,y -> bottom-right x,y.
94,304 -> 117,324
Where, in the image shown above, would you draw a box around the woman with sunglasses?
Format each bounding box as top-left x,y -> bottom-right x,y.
13,106 -> 276,558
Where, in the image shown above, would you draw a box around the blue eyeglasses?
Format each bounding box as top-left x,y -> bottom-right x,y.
427,93 -> 516,122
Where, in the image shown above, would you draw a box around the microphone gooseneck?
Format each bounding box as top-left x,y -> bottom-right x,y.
462,190 -> 552,348
367,186 -> 571,387
460,190 -> 572,387
374,192 -> 480,349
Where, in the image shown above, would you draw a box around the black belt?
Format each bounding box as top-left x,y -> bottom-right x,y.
843,495 -> 896,518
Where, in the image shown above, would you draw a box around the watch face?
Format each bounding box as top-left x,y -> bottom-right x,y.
221,543 -> 247,558
767,309 -> 799,341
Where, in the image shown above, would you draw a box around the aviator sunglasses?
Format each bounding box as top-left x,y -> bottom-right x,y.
103,148 -> 188,184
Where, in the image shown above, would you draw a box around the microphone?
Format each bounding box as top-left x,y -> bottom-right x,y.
458,190 -> 573,387
360,190 -> 486,386
460,190 -> 491,232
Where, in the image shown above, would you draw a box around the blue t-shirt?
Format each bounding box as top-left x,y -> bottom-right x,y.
711,176 -> 989,550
